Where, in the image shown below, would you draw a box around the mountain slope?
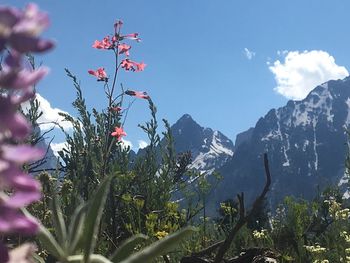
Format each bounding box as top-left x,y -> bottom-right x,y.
213,77 -> 350,210
171,114 -> 234,172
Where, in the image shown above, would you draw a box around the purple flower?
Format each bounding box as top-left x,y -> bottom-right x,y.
0,206 -> 38,235
0,3 -> 54,53
0,96 -> 32,140
2,144 -> 44,163
0,6 -> 21,52
0,242 -> 9,263
0,52 -> 49,90
0,3 -> 53,254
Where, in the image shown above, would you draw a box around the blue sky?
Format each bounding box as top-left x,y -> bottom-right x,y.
7,0 -> 350,150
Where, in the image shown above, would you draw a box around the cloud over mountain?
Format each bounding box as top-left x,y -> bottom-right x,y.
269,50 -> 348,100
22,93 -> 73,131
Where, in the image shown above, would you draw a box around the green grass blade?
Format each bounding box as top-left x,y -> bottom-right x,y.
109,234 -> 148,263
67,203 -> 87,254
119,227 -> 196,263
37,225 -> 66,260
67,254 -> 113,263
82,175 -> 114,263
50,194 -> 67,248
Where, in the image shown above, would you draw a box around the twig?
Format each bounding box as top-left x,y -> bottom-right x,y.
213,153 -> 271,263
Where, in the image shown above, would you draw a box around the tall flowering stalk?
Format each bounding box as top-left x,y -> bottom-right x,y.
0,3 -> 54,261
88,19 -> 149,177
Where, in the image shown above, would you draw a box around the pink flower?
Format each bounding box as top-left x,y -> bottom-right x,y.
110,106 -> 122,112
118,43 -> 131,56
88,67 -> 107,81
120,59 -> 146,72
111,126 -> 127,141
122,33 -> 141,42
121,59 -> 134,71
125,90 -> 150,100
92,36 -> 112,49
134,62 -> 146,71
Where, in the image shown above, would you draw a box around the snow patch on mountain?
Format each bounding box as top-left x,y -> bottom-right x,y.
293,86 -> 333,127
190,130 -> 234,171
211,131 -> 234,156
345,98 -> 350,126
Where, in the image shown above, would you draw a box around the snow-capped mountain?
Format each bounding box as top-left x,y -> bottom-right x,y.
170,114 -> 234,172
212,77 -> 350,211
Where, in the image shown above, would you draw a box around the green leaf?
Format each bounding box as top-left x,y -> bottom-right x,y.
109,234 -> 148,263
82,175 -> 114,263
67,254 -> 113,263
50,193 -> 67,248
20,208 -> 66,260
67,203 -> 87,254
37,225 -> 66,260
119,227 -> 196,263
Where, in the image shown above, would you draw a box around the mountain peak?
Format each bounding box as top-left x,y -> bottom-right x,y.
214,76 -> 350,211
176,114 -> 195,124
169,114 -> 234,172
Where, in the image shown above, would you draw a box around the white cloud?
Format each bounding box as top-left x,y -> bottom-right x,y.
269,50 -> 349,100
50,141 -> 68,157
22,93 -> 73,131
277,50 -> 288,57
121,139 -> 133,150
244,48 -> 256,60
138,140 -> 148,149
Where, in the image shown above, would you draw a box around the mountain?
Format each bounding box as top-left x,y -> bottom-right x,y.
170,114 -> 234,173
31,127 -> 60,173
212,77 -> 350,211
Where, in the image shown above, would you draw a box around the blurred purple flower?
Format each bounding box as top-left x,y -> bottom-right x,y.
0,242 -> 9,263
0,3 -> 54,53
0,52 -> 49,90
0,206 -> 38,235
0,2 -> 54,257
0,96 -> 32,140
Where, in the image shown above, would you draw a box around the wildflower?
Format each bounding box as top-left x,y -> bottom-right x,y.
252,229 -> 268,239
111,126 -> 127,141
88,67 -> 107,81
304,244 -> 327,254
340,231 -> 350,243
125,90 -> 150,100
120,59 -> 134,71
118,43 -> 131,56
0,51 -> 49,90
110,106 -> 122,112
0,2 -> 53,256
134,61 -> 146,71
120,59 -> 146,72
0,4 -> 54,53
155,231 -> 168,239
92,36 -> 112,49
122,33 -> 141,42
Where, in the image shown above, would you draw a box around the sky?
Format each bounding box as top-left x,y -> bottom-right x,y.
6,0 -> 350,152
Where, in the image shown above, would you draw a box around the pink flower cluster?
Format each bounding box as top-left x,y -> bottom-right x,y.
0,3 -> 54,259
88,20 -> 151,142
88,19 -> 146,82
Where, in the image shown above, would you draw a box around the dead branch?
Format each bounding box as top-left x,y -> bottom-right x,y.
184,153 -> 272,263
213,153 -> 271,262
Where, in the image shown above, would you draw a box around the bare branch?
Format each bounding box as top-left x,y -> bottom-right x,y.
213,153 -> 271,263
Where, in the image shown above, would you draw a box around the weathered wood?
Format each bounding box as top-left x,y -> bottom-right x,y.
181,153 -> 272,263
